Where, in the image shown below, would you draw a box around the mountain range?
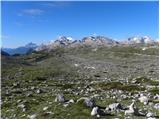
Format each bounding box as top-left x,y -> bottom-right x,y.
2,35 -> 157,55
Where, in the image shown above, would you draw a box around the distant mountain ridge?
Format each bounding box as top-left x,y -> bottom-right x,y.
2,35 -> 157,54
1,50 -> 10,56
2,42 -> 38,55
35,35 -> 156,51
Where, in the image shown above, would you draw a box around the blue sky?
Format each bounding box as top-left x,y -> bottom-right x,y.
1,1 -> 159,48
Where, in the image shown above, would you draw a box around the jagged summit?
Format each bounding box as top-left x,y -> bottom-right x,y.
35,35 -> 156,51
25,42 -> 38,48
36,35 -> 118,51
127,36 -> 154,44
81,36 -> 118,47
3,35 -> 156,53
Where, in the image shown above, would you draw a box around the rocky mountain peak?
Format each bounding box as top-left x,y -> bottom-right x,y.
25,42 -> 38,48
127,36 -> 154,44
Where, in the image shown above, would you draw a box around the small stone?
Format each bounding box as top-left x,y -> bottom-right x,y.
112,96 -> 116,99
18,104 -> 25,109
63,104 -> 69,107
31,86 -> 35,90
96,114 -> 100,118
36,89 -> 42,94
46,111 -> 54,115
17,99 -> 22,103
43,107 -> 48,111
153,94 -> 159,100
26,92 -> 33,97
21,114 -> 26,117
154,103 -> 159,109
13,82 -> 20,87
148,102 -> 154,106
49,102 -> 53,105
55,93 -> 65,103
74,64 -> 79,67
146,112 -> 154,118
121,94 -> 127,99
28,114 -> 37,119
22,108 -> 26,112
68,99 -> 74,103
138,96 -> 148,105
90,87 -> 95,92
75,92 -> 79,95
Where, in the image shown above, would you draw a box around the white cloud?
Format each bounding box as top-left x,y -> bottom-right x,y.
20,8 -> 44,16
40,1 -> 71,8
41,3 -> 57,7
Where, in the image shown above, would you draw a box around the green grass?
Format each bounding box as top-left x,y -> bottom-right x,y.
92,81 -> 145,92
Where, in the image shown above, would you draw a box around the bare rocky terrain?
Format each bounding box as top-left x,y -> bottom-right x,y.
1,45 -> 159,119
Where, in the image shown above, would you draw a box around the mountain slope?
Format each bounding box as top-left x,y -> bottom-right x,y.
1,50 -> 10,56
2,42 -> 38,55
1,45 -> 159,119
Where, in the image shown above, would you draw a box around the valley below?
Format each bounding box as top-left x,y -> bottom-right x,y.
1,45 -> 159,119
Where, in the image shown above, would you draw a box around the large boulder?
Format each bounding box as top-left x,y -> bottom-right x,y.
77,97 -> 96,108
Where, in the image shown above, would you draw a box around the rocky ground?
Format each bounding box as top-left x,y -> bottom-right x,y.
1,45 -> 159,119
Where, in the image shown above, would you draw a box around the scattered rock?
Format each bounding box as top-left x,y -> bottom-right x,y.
84,98 -> 96,108
17,104 -> 25,109
43,107 -> 48,111
153,94 -> 159,100
106,103 -> 123,112
13,82 -> 20,87
36,89 -> 42,94
55,94 -> 65,103
148,102 -> 154,107
31,86 -> 35,90
125,102 -> 135,116
77,97 -> 96,108
138,95 -> 148,105
68,99 -> 74,103
74,64 -> 79,67
28,114 -> 37,119
46,111 -> 54,115
153,103 -> 159,109
26,92 -> 33,97
146,112 -> 154,118
17,99 -> 22,103
91,107 -> 99,116
63,104 -> 69,107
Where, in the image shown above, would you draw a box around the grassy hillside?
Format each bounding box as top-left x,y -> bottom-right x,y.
1,45 -> 159,119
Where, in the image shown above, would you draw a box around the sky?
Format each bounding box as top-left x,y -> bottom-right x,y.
1,1 -> 159,48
